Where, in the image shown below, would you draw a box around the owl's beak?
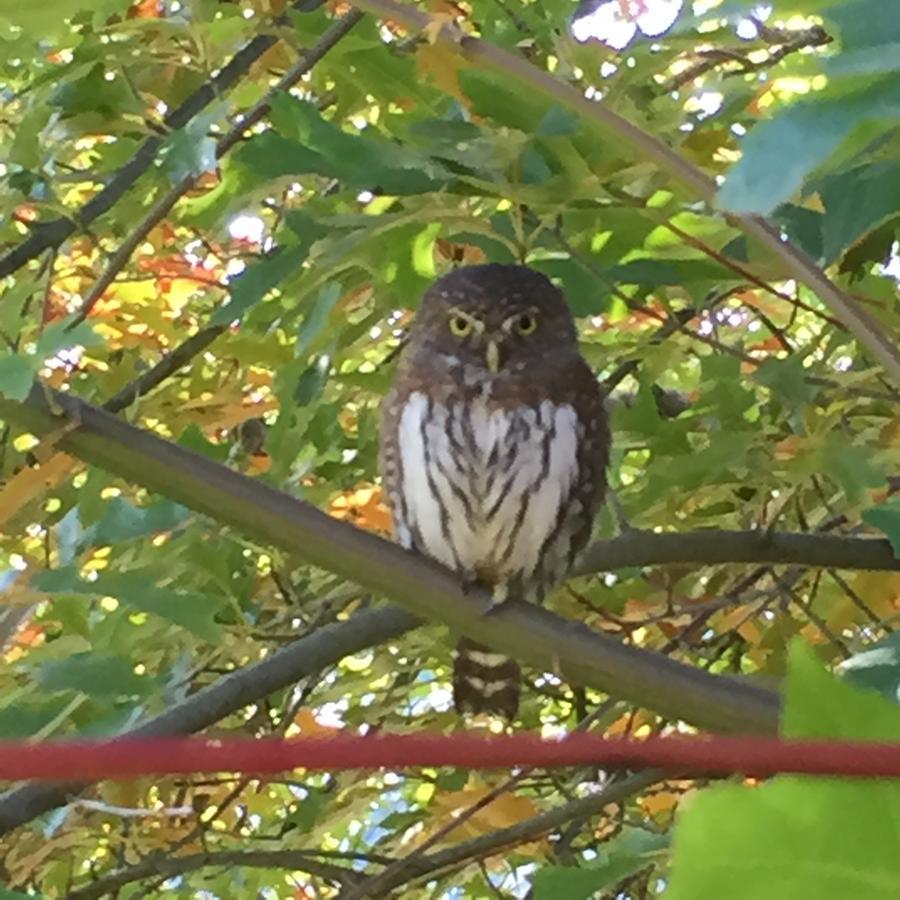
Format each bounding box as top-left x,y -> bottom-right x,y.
485,339 -> 501,374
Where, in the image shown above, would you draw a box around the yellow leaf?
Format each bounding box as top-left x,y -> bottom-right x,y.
0,452 -> 78,528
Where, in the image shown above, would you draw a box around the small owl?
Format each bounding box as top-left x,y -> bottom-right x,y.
380,264 -> 610,719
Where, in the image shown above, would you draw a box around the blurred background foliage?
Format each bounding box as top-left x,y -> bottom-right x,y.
0,0 -> 898,895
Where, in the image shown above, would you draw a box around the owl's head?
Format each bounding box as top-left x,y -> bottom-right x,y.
408,264 -> 579,375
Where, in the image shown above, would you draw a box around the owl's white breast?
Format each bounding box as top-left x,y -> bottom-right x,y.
395,390 -> 580,590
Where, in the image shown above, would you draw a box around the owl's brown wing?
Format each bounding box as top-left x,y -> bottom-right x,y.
523,354 -> 610,601
568,356 -> 611,563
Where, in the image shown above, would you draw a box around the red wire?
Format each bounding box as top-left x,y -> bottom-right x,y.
2,734 -> 900,782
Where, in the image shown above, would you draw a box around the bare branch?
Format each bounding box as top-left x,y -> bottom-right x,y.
576,530 -> 898,576
67,849 -> 363,898
348,771 -> 661,896
67,772 -> 659,899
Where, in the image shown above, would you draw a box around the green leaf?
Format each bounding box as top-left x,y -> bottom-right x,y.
719,76 -> 900,214
85,498 -> 191,549
411,223 -> 441,278
862,500 -> 900,557
0,696 -> 79,738
824,0 -> 900,76
535,105 -> 580,137
533,862 -> 636,900
668,644 -> 900,900
533,828 -> 666,900
752,356 -> 815,407
34,320 -> 101,358
839,635 -> 900,703
0,886 -> 46,900
213,246 -> 306,325
784,641 -> 900,739
296,282 -> 342,358
49,61 -> 143,120
36,652 -> 152,698
33,568 -> 224,641
162,110 -> 221,182
823,436 -> 886,504
817,161 -> 900,263
0,354 -> 35,400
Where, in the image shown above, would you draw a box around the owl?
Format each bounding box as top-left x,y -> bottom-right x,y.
380,264 -> 610,719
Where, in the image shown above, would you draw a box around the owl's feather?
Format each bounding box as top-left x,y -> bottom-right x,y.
380,264 -> 610,719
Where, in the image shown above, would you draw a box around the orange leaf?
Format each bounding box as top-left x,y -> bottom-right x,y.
329,484 -> 393,535
640,789 -> 681,818
0,453 -> 78,528
292,708 -> 341,738
417,42 -> 470,106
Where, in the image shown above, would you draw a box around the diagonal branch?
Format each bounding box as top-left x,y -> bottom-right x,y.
576,529 -> 898,575
344,770 -> 661,896
67,849 -> 365,898
0,384 -> 780,741
343,0 -> 900,383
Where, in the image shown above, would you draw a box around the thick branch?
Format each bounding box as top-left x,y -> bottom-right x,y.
0,606 -> 419,834
0,384 -> 780,743
344,0 -> 900,384
576,529 -> 898,575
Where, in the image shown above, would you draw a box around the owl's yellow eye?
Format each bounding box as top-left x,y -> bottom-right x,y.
515,313 -> 537,335
449,315 -> 473,337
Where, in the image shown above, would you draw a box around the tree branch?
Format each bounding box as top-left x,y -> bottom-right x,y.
0,384 -> 780,741
344,0 -> 900,384
67,849 -> 364,898
576,529 -> 898,575
66,771 -> 659,899
345,770 -> 661,896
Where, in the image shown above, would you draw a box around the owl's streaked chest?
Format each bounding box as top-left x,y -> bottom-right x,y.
391,388 -> 582,592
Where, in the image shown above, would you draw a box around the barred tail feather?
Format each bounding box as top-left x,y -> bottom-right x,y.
453,637 -> 521,720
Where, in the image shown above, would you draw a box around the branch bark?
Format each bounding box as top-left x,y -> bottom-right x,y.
344,0 -> 900,384
3,384 -> 891,834
348,771 -> 660,896
576,529 -> 898,575
67,849 -> 364,898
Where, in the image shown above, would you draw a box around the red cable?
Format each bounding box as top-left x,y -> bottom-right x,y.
2,733 -> 900,782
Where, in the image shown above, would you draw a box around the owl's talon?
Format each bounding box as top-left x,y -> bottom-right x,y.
482,585 -> 512,616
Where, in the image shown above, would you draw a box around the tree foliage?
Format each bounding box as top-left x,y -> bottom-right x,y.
0,0 -> 898,896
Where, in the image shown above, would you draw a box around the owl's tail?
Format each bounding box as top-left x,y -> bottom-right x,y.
452,637 -> 521,720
